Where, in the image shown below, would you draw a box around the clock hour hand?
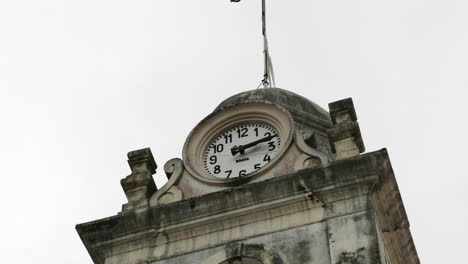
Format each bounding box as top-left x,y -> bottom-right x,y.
231,134 -> 277,156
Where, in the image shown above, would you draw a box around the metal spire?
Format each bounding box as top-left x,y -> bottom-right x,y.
231,0 -> 276,88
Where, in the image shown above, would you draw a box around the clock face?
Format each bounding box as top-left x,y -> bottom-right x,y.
203,123 -> 281,179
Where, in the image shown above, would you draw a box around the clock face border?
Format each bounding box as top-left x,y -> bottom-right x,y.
182,102 -> 295,185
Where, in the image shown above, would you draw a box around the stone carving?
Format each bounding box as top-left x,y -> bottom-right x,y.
120,148 -> 157,213
294,131 -> 331,170
327,98 -> 365,160
149,158 -> 184,206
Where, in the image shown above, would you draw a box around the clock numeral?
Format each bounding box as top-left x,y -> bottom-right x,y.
225,170 -> 232,179
214,165 -> 221,174
212,144 -> 224,153
254,164 -> 261,170
239,170 -> 247,177
237,127 -> 248,138
263,154 -> 271,162
224,134 -> 232,144
264,132 -> 272,137
209,155 -> 217,164
268,142 -> 276,151
254,127 -> 259,137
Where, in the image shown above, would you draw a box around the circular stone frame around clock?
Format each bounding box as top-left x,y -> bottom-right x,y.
182,101 -> 295,186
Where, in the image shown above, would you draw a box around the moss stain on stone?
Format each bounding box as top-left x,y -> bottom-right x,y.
335,247 -> 366,264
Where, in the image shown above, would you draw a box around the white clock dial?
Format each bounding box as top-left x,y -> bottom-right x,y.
203,123 -> 281,179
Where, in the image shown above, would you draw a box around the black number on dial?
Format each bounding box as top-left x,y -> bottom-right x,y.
224,134 -> 232,144
209,156 -> 217,164
212,144 -> 224,153
268,142 -> 276,151
237,127 -> 248,138
214,165 -> 221,174
254,127 -> 259,137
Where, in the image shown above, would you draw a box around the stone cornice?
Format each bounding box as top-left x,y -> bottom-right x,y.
76,149 -> 418,264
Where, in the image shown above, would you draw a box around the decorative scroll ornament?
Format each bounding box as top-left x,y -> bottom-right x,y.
293,131 -> 331,170
149,158 -> 185,206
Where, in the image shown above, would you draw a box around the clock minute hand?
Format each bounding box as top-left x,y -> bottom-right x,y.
231,134 -> 278,156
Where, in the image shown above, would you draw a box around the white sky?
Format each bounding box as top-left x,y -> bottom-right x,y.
1,0 -> 467,263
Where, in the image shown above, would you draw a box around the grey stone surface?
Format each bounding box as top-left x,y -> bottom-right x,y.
154,223 -> 331,264
120,148 -> 158,213
327,98 -> 365,160
76,149 -> 419,264
150,245 -> 224,264
214,88 -> 331,127
327,211 -> 380,264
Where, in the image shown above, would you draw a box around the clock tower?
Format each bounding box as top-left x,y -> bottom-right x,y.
76,88 -> 419,264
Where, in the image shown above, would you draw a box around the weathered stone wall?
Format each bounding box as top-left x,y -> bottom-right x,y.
77,150 -> 418,264
150,210 -> 380,264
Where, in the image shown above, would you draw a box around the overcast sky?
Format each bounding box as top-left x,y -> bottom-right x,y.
1,0 -> 467,263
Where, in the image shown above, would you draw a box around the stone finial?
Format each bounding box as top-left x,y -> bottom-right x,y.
327,98 -> 365,160
120,148 -> 157,213
127,148 -> 157,174
329,98 -> 357,124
